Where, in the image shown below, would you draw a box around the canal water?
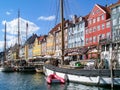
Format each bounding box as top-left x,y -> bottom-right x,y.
0,72 -> 119,90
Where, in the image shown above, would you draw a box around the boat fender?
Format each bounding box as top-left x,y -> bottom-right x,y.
64,74 -> 69,82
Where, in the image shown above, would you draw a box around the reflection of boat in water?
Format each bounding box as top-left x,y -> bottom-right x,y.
46,74 -> 65,84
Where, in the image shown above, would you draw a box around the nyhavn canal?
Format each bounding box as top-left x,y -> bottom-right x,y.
0,72 -> 119,90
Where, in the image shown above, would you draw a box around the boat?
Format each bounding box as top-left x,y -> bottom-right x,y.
0,66 -> 15,72
43,0 -> 120,88
18,66 -> 36,72
35,67 -> 43,73
44,64 -> 120,86
46,73 -> 65,84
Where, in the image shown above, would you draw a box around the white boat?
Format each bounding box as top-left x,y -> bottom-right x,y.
44,64 -> 120,86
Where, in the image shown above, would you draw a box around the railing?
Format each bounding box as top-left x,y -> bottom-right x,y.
44,64 -> 120,77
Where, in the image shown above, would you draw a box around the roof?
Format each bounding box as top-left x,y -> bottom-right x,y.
25,34 -> 38,45
38,35 -> 47,42
49,19 -> 69,34
109,0 -> 120,8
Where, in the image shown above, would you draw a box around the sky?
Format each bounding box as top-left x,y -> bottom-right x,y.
0,0 -> 118,51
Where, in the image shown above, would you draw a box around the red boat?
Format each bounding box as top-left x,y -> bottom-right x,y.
46,74 -> 65,84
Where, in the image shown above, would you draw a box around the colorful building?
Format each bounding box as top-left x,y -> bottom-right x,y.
24,34 -> 38,60
32,36 -> 41,58
46,31 -> 55,56
110,1 -> 120,67
41,35 -> 47,56
67,15 -> 87,60
85,4 -> 111,59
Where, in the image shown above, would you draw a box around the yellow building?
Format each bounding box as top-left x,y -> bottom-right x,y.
33,37 -> 41,58
24,45 -> 28,60
46,32 -> 55,56
24,34 -> 38,60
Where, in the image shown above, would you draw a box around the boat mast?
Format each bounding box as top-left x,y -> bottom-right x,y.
60,0 -> 64,65
17,9 -> 20,59
4,23 -> 7,62
26,22 -> 28,41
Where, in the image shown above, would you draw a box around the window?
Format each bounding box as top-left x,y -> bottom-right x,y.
101,15 -> 104,20
93,26 -> 96,32
97,25 -> 100,30
86,38 -> 88,44
93,36 -> 97,42
89,20 -> 92,25
112,8 -> 116,14
81,31 -> 83,36
93,18 -> 96,23
90,37 -> 92,43
89,28 -> 92,33
106,32 -> 111,39
113,19 -> 117,26
102,34 -> 105,39
102,24 -> 105,29
97,16 -> 100,22
106,21 -> 110,28
118,6 -> 120,12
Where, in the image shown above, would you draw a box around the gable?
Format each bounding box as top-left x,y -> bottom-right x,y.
88,4 -> 106,19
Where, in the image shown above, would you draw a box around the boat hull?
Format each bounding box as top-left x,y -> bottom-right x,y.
0,66 -> 15,72
43,64 -> 120,86
17,66 -> 36,72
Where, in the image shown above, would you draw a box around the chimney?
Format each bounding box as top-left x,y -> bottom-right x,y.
72,15 -> 77,24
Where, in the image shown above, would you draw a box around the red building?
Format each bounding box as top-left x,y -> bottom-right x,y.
85,4 -> 111,59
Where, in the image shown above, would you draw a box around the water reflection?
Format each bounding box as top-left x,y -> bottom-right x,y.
46,82 -> 119,90
0,72 -> 119,90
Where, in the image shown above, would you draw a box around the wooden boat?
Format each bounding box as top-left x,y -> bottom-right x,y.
44,64 -> 120,86
46,73 -> 65,84
18,66 -> 36,72
0,66 -> 15,72
35,68 -> 43,73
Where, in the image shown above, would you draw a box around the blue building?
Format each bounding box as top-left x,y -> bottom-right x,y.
67,15 -> 87,60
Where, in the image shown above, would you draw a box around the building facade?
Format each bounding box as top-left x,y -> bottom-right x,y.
85,4 -> 111,59
67,15 -> 87,60
110,1 -> 120,67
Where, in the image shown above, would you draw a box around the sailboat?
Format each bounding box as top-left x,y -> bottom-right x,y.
0,23 -> 15,72
43,0 -> 120,87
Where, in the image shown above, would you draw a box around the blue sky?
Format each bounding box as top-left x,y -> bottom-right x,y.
0,0 -> 118,51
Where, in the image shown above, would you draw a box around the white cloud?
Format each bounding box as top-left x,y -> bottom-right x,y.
6,11 -> 11,15
2,20 -> 7,25
0,41 -> 4,51
0,18 -> 40,51
38,15 -> 55,21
